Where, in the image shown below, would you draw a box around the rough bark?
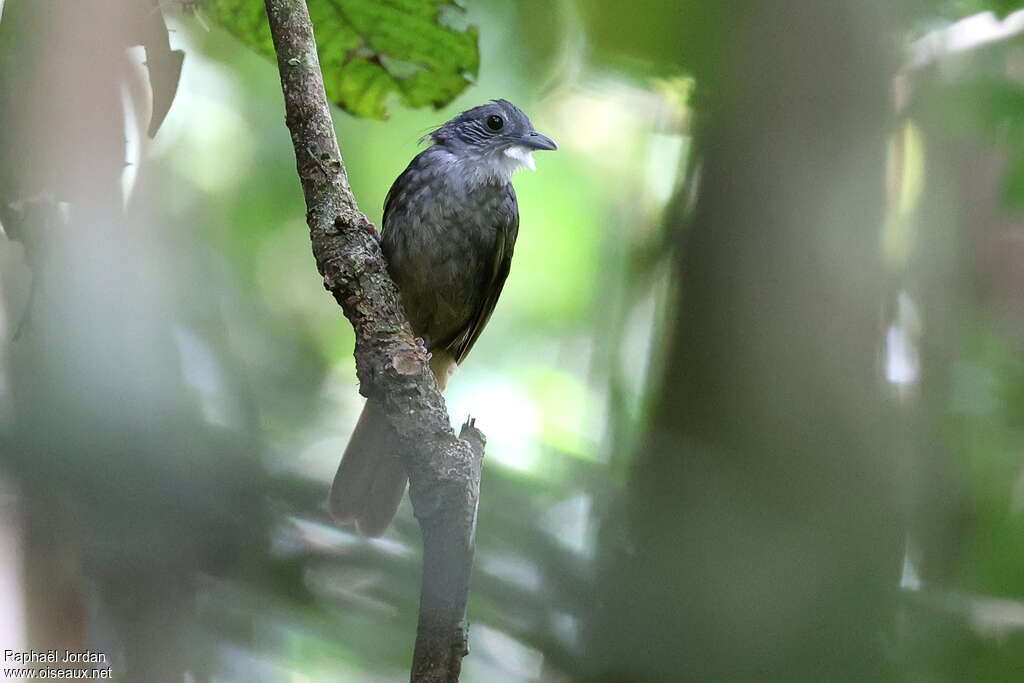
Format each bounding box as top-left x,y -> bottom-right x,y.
262,1 -> 485,681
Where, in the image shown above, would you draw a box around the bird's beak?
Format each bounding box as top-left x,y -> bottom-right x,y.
520,131 -> 558,151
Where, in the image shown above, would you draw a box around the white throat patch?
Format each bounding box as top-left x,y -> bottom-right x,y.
502,145 -> 537,172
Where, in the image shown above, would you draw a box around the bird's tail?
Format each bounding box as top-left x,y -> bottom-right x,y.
329,352 -> 456,536
328,399 -> 407,536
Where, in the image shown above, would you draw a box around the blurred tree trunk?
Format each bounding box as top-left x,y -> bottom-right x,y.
591,3 -> 902,681
0,3 -> 259,681
1,0 -> 129,672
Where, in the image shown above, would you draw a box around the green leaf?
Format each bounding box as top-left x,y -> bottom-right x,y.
206,0 -> 479,119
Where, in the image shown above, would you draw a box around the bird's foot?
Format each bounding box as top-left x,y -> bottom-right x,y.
414,336 -> 432,360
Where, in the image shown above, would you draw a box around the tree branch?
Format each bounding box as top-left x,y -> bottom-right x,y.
262,1 -> 485,680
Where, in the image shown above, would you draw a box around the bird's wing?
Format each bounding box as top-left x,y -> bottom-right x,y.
450,185 -> 519,365
382,156 -> 417,231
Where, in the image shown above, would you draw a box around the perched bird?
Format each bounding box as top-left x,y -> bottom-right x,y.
329,100 -> 557,535
327,98 -> 557,536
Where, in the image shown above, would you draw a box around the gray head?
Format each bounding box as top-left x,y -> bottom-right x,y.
428,99 -> 557,175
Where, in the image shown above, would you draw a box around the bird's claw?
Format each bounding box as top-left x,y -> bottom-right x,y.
414,336 -> 432,360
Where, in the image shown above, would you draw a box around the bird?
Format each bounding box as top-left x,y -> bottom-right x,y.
329,99 -> 557,536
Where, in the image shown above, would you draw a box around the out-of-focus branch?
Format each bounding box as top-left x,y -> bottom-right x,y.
262,1 -> 484,680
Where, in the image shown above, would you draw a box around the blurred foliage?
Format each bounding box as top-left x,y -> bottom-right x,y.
205,0 -> 479,118
963,0 -> 1024,16
5,0 -> 1024,681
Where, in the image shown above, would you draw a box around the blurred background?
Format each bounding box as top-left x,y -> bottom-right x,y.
3,0 -> 1024,680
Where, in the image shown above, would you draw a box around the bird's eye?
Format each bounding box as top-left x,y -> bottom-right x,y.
486,114 -> 504,131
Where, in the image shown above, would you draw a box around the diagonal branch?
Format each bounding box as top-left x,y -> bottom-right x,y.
262,1 -> 485,681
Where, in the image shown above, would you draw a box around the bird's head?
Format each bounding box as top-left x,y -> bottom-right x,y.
427,100 -> 557,177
